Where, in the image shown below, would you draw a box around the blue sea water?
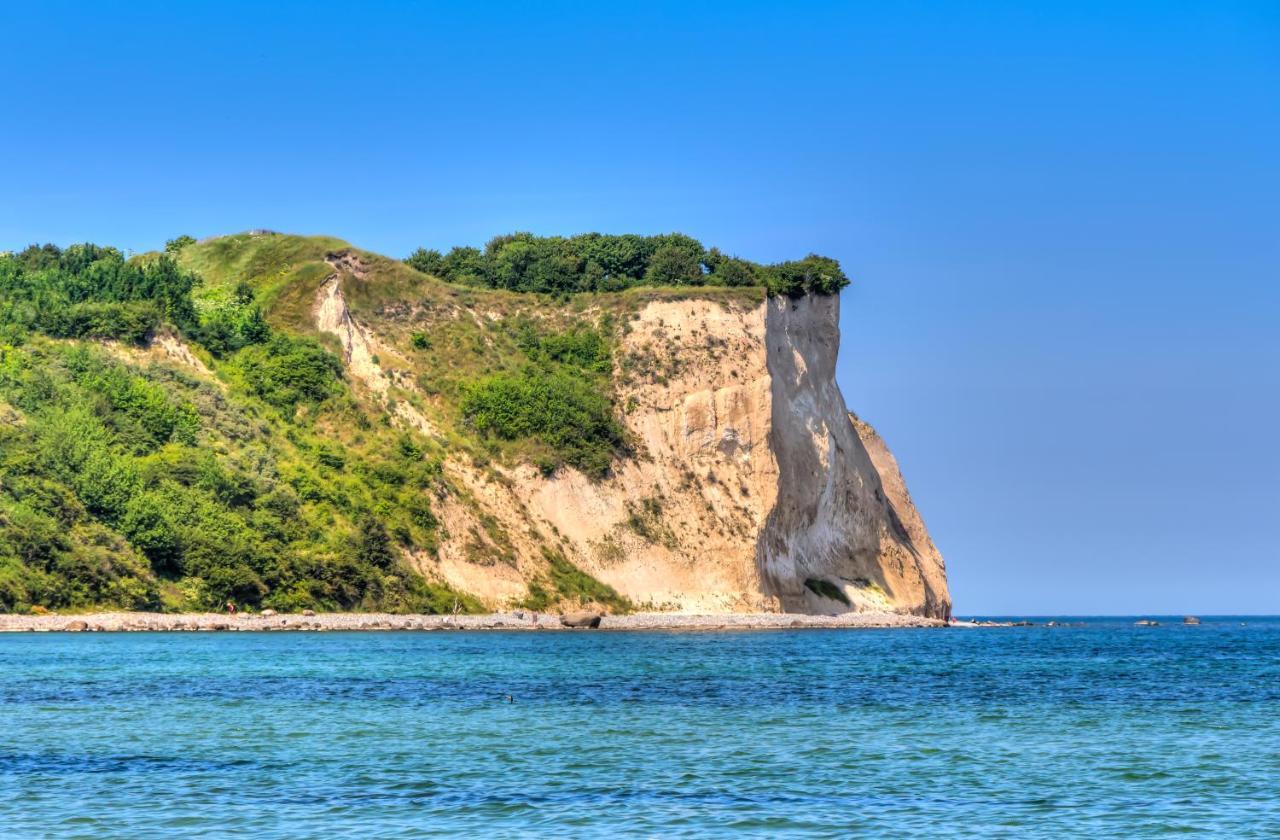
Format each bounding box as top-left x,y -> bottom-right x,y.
2,618 -> 1278,838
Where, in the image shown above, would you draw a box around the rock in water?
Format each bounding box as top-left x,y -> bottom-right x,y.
560,612 -> 603,629
64,620 -> 88,632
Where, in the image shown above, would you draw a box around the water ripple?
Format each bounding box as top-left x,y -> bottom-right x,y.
2,619 -> 1278,837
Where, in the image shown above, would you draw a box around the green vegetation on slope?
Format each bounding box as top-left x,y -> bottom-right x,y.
0,242 -> 480,615
406,231 -> 849,296
0,338 -> 480,615
520,548 -> 632,614
173,233 -> 640,479
460,320 -> 624,477
170,232 -> 349,338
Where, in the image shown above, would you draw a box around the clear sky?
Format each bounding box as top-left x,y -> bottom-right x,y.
3,1 -> 1277,614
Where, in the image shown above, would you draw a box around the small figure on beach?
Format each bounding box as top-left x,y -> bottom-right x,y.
225,601 -> 236,615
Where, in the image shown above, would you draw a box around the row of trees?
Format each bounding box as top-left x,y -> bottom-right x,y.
405,232 -> 850,297
0,242 -> 273,355
0,243 -> 200,344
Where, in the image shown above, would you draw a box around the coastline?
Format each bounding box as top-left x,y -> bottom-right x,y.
0,610 -> 947,633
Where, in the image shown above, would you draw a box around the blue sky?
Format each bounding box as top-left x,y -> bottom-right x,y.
3,1 -> 1277,613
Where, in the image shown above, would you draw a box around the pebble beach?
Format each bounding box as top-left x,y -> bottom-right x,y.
0,610 -> 946,632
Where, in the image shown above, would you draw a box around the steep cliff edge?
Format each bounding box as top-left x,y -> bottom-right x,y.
306,245 -> 950,617
758,295 -> 950,617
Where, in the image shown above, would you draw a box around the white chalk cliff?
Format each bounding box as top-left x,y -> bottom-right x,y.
316,262 -> 951,618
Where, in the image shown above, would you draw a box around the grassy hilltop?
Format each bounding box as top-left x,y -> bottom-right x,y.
0,231 -> 847,615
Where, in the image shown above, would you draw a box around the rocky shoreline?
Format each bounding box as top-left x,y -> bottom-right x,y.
0,610 -> 947,633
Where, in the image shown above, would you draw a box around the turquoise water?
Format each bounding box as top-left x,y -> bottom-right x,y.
3,619 -> 1278,837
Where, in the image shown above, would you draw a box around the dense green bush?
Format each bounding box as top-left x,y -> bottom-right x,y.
233,334 -> 344,411
0,340 -> 467,614
405,232 -> 850,296
44,301 -> 162,343
513,319 -> 612,373
462,368 -> 622,477
765,254 -> 849,296
644,236 -> 705,286
460,319 -> 623,476
193,282 -> 270,356
404,247 -> 444,276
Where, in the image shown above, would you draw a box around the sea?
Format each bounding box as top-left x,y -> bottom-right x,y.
2,617 -> 1277,837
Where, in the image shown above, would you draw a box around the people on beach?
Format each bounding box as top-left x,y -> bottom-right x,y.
225,601 -> 236,614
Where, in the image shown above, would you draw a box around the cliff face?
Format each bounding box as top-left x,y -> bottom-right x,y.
0,232 -> 947,616
758,295 -> 950,618
314,258 -> 951,618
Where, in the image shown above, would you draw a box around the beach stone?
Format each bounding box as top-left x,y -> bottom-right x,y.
260,609 -> 278,617
303,609 -> 316,617
64,620 -> 89,632
560,611 -> 602,629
